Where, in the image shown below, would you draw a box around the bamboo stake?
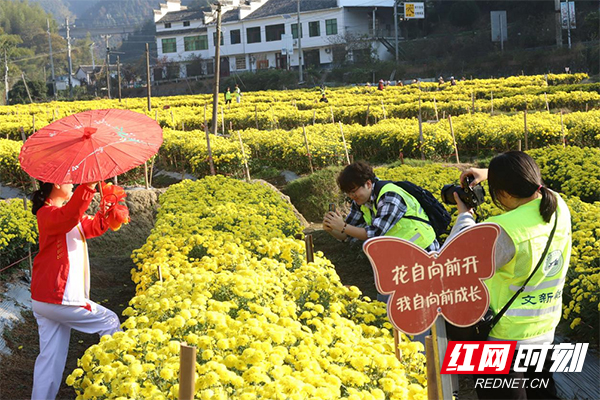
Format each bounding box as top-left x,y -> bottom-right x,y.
221,106 -> 225,136
447,115 -> 459,164
237,130 -> 251,182
365,104 -> 370,125
338,122 -> 350,165
560,110 -> 565,147
393,329 -> 401,361
144,162 -> 149,189
433,97 -> 438,121
19,127 -> 38,190
425,336 -> 439,400
255,105 -> 258,129
305,234 -> 314,263
544,92 -> 550,113
149,157 -> 155,187
490,91 -> 494,115
381,100 -> 387,120
312,110 -> 316,125
302,125 -> 314,173
330,106 -> 335,124
171,109 -> 174,125
524,109 -> 529,150
418,96 -> 424,160
178,343 -> 197,400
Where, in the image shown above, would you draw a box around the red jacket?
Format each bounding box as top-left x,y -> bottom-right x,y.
31,185 -> 109,306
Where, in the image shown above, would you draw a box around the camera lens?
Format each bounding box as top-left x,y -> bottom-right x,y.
441,184 -> 458,205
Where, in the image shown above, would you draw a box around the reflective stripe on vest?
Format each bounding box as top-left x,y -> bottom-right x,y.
361,183 -> 436,249
485,194 -> 572,340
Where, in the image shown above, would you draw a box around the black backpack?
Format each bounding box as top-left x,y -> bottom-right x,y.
373,180 -> 451,239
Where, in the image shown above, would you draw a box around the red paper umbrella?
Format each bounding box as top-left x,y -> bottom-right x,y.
19,109 -> 163,184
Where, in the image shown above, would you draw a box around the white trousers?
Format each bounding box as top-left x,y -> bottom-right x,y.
31,300 -> 121,400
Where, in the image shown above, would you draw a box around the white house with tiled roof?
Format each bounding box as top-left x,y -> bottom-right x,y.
153,0 -> 396,79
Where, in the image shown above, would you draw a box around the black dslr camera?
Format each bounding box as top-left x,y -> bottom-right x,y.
441,176 -> 485,209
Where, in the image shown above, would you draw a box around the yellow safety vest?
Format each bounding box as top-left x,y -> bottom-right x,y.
485,194 -> 571,340
361,183 -> 436,249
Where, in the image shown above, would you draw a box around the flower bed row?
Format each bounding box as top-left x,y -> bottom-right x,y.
67,176 -> 428,400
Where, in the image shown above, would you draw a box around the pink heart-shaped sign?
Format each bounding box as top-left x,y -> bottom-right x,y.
363,223 -> 501,335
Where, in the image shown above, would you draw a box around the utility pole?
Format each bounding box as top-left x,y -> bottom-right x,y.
101,34 -> 112,99
90,42 -> 95,69
47,19 -> 57,100
394,0 -> 399,62
117,55 -> 121,102
211,2 -> 222,135
566,0 -> 572,49
146,43 -> 151,111
65,18 -> 73,99
297,0 -> 303,83
4,50 -> 8,105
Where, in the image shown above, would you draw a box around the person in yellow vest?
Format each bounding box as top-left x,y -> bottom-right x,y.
323,161 -> 439,301
450,151 -> 571,400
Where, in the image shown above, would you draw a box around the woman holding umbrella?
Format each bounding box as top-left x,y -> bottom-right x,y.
30,181 -> 121,400
19,109 -> 164,400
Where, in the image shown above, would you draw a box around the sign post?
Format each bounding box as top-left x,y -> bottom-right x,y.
363,224 -> 501,399
404,2 -> 425,19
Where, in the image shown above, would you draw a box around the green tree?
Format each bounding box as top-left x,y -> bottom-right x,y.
8,79 -> 47,104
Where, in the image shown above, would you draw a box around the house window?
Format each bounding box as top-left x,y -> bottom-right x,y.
236,56 -> 246,70
230,29 -> 241,44
213,32 -> 224,46
325,19 -> 337,35
161,38 -> 177,53
164,22 -> 171,29
183,21 -> 190,27
291,23 -> 303,39
265,24 -> 285,42
309,21 -> 320,37
184,36 -> 205,51
247,27 -> 261,43
257,59 -> 269,69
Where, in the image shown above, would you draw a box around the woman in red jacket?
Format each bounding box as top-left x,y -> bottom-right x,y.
30,182 -> 121,400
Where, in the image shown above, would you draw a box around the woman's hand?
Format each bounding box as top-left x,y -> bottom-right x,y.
454,192 -> 473,214
323,210 -> 345,232
460,168 -> 488,187
84,182 -> 97,190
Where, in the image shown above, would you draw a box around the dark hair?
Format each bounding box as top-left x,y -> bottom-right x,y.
488,151 -> 557,222
31,182 -> 53,215
337,161 -> 376,193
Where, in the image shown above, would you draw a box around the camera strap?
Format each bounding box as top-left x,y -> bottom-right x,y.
489,210 -> 559,329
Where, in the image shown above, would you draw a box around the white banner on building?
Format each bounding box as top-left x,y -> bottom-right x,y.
404,2 -> 425,19
560,1 -> 576,29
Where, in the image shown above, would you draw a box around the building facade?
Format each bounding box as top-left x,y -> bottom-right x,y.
153,0 -> 396,79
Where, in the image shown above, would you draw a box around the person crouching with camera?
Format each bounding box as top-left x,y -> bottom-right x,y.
322,161 -> 440,302
447,151 -> 571,400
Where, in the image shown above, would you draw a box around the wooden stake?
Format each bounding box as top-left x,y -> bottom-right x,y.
338,122 -> 350,165
431,319 -> 453,399
32,114 -> 35,134
144,162 -> 149,189
381,100 -> 387,120
23,197 -> 33,276
560,110 -> 565,147
393,329 -> 401,361
490,91 -> 494,115
255,105 -> 258,129
544,92 -> 550,113
365,104 -> 370,125
149,157 -> 155,187
447,115 -> 459,164
221,106 -> 225,136
302,125 -> 314,173
471,90 -> 475,111
418,96 -> 424,160
425,336 -> 439,400
19,127 -> 38,190
433,97 -> 438,121
330,106 -> 335,124
312,110 -> 316,125
171,109 -> 174,125
205,105 -> 216,175
157,265 -> 163,282
178,343 -> 197,400
304,234 -> 314,263
524,109 -> 529,150
237,130 -> 251,182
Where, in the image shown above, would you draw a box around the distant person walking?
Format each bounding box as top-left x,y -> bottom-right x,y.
234,84 -> 242,103
319,93 -> 329,103
377,79 -> 384,90
225,87 -> 232,105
